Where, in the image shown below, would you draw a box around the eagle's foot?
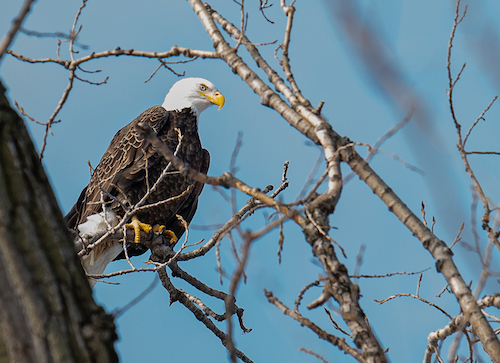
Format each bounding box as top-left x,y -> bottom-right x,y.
153,225 -> 178,245
126,216 -> 153,244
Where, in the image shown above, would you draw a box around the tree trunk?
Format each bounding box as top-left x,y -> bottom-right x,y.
0,80 -> 118,363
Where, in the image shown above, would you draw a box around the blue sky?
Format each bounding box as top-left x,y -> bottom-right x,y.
2,0 -> 500,362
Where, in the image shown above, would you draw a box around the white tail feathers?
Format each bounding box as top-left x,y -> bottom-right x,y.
77,209 -> 122,287
78,209 -> 119,237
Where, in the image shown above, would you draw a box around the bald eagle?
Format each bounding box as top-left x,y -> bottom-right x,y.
65,77 -> 224,285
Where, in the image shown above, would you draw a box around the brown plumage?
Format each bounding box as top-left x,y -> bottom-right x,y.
65,106 -> 209,258
64,78 -> 224,282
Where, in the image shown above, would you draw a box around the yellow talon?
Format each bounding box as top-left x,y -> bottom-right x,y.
164,230 -> 178,245
153,225 -> 178,245
126,216 -> 153,243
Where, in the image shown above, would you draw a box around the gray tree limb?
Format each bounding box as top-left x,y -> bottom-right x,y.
188,1 -> 500,361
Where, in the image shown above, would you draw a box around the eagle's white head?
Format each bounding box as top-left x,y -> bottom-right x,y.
162,77 -> 225,116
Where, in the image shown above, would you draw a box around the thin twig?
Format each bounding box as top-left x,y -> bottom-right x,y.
374,293 -> 452,320
350,268 -> 430,279
265,289 -> 364,362
463,96 -> 498,147
113,277 -> 159,318
298,348 -> 329,363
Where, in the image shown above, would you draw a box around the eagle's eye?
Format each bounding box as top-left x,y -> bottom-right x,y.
199,84 -> 208,92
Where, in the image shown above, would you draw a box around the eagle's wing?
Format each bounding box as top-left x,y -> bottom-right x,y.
64,105 -> 170,229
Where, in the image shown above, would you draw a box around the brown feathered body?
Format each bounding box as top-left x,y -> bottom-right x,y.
65,105 -> 209,261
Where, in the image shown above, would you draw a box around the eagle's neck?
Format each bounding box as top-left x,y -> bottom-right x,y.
162,94 -> 209,116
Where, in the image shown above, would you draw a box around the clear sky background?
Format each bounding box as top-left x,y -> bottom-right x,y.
2,0 -> 500,362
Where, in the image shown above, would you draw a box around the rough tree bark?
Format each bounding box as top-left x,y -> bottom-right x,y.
0,79 -> 118,363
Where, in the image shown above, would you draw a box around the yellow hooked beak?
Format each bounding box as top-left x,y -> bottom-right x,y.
202,90 -> 225,110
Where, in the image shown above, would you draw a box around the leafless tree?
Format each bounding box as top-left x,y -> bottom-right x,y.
1,0 -> 500,362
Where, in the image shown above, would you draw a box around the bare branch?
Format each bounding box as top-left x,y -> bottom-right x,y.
374,293 -> 453,320
7,45 -> 218,67
0,0 -> 36,63
157,267 -> 254,363
112,277 -> 159,318
39,71 -> 74,158
298,347 -> 329,363
463,96 -> 498,147
276,0 -> 311,108
446,0 -> 500,261
350,268 -> 430,279
294,280 -> 321,313
264,289 -> 364,362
